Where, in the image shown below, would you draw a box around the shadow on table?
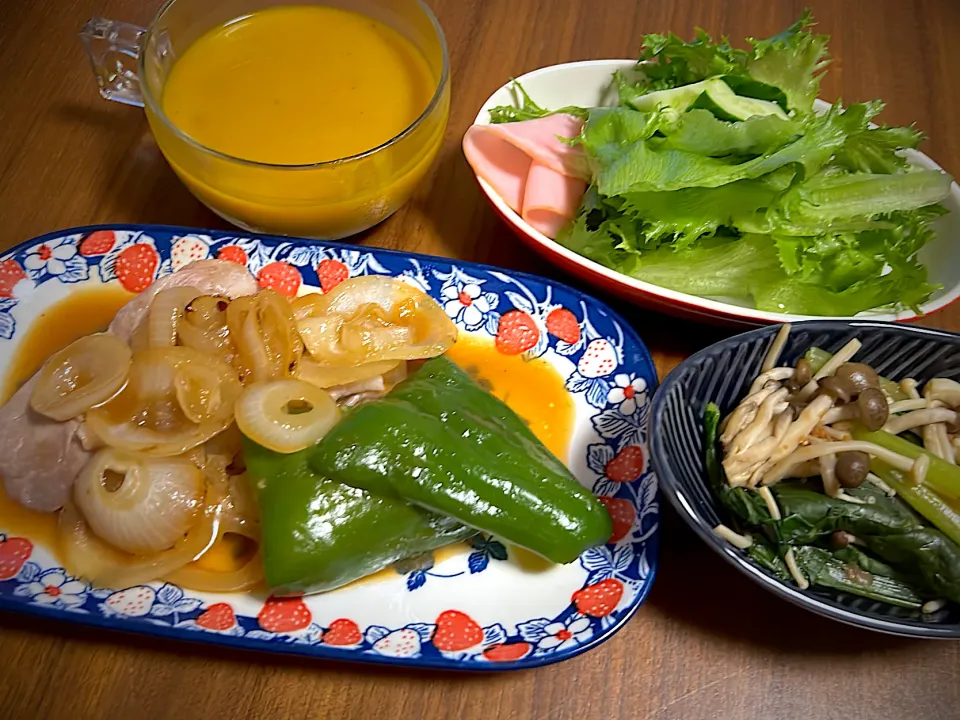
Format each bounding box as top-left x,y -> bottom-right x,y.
645,503 -> 921,654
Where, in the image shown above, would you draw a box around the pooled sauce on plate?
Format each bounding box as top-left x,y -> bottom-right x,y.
0,292 -> 574,585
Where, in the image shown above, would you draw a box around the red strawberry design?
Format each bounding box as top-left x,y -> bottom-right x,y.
196,603 -> 236,631
572,578 -> 624,618
114,244 -> 160,293
0,260 -> 26,298
317,259 -> 349,293
258,262 -> 301,297
217,245 -> 248,265
597,497 -> 636,543
482,642 -> 531,662
432,610 -> 484,652
605,445 -> 645,483
0,536 -> 32,580
495,310 -> 539,355
79,230 -> 116,257
545,308 -> 580,344
258,596 -> 312,633
322,618 -> 362,646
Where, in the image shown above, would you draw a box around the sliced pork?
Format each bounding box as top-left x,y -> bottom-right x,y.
0,376 -> 90,511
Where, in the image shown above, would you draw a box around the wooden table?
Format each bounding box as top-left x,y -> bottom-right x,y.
1,1 -> 959,718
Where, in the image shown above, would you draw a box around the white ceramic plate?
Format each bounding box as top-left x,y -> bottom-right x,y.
469,59 -> 960,326
0,225 -> 659,670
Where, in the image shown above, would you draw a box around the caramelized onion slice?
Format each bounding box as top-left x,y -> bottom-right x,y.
175,363 -> 224,423
86,346 -> 242,456
148,286 -> 203,348
74,448 -> 204,554
60,498 -> 217,589
296,276 -> 456,366
30,333 -> 132,421
179,295 -> 234,360
228,291 -> 301,384
236,378 -> 339,453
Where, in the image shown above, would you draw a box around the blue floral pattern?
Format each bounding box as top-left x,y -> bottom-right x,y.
0,225 -> 660,671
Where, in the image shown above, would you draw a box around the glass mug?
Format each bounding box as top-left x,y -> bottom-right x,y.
80,0 -> 450,239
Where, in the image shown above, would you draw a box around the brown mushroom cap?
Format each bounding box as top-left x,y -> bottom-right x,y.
836,451 -> 870,488
834,363 -> 880,396
857,388 -> 889,431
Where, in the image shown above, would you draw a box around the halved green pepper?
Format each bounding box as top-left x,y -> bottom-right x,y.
309,356 -> 611,564
244,438 -> 472,595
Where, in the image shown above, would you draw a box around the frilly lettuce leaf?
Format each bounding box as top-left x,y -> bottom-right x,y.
487,81 -> 588,124
635,29 -> 748,90
769,170 -> 952,233
661,109 -> 801,156
628,234 -> 783,298
591,102 -> 869,195
618,170 -> 793,247
632,10 -> 828,115
746,9 -> 830,115
834,124 -> 925,174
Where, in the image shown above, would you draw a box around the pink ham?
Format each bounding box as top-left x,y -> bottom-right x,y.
463,114 -> 589,238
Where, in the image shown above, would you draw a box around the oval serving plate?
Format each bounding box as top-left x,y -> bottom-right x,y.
0,225 -> 659,669
648,320 -> 960,637
469,59 -> 960,327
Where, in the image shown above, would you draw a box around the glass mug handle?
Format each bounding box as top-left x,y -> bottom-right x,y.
80,17 -> 147,108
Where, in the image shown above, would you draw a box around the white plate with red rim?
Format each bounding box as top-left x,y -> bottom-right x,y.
0,224 -> 659,670
469,59 -> 960,326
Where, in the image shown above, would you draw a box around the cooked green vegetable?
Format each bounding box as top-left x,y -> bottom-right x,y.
310,356 -> 611,564
865,459 -> 960,548
244,439 -> 472,595
703,403 -> 937,605
496,11 -> 954,316
793,545 -> 923,609
851,428 -> 960,500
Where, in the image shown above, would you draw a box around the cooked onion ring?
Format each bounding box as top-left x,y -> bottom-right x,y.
86,347 -> 242,456
296,276 -> 456,366
74,448 -> 204,554
148,286 -> 203,348
60,498 -> 217,589
30,333 -> 132,421
235,378 -> 339,453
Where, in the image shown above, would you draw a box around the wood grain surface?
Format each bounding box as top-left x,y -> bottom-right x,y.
1,1 -> 959,718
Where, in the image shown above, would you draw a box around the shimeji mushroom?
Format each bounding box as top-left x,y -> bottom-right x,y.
924,378 -> 960,408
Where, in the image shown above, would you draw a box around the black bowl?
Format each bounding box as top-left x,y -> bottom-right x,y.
648,320 -> 960,638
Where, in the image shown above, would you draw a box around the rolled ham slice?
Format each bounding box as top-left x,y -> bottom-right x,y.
523,162 -> 588,238
463,114 -> 589,238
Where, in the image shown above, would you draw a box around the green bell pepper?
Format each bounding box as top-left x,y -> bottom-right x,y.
244,438 -> 472,595
309,356 -> 611,564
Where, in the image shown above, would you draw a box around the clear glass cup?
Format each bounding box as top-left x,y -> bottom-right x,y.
81,0 -> 450,239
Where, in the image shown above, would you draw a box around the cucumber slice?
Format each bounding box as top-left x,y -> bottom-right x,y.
696,79 -> 789,121
628,78 -> 714,113
629,77 -> 789,121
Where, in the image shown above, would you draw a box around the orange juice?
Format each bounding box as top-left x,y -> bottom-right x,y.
146,5 -> 448,237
